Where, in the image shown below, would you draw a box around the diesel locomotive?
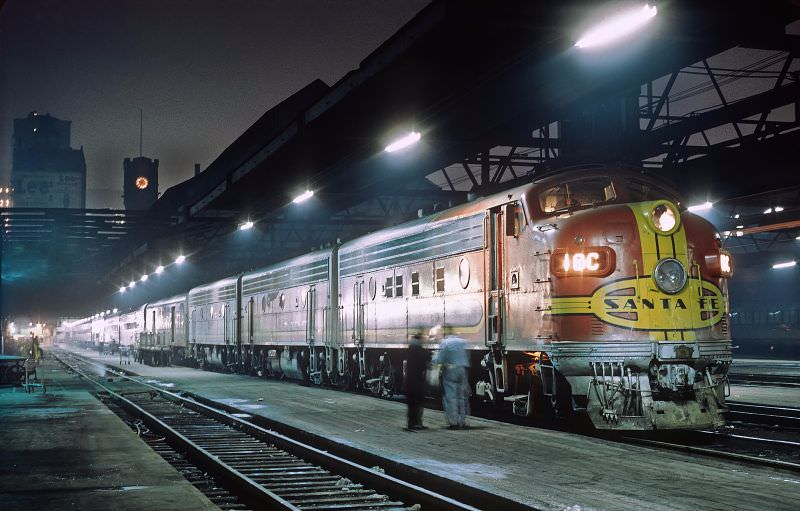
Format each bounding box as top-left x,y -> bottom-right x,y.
63,168 -> 733,430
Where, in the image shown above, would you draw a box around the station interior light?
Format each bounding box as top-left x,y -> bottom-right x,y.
772,261 -> 797,270
774,206 -> 784,212
239,220 -> 254,230
384,131 -> 421,153
155,265 -> 164,274
687,201 -> 713,213
141,274 -> 148,282
175,255 -> 186,264
112,308 -> 118,314
292,190 -> 314,204
129,280 -> 136,288
764,207 -> 773,214
575,3 -> 658,50
119,286 -> 126,293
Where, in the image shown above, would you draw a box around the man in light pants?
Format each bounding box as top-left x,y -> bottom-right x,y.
430,325 -> 470,429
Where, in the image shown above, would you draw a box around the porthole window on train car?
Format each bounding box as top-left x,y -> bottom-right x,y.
435,267 -> 445,293
459,257 -> 470,288
369,277 -> 377,300
539,177 -> 616,213
279,293 -> 285,309
385,277 -> 393,298
411,272 -> 420,296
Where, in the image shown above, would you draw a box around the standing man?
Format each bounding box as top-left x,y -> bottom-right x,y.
431,325 -> 470,429
405,333 -> 428,430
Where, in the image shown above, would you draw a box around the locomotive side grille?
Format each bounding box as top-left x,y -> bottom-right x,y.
591,318 -> 606,336
720,314 -> 729,335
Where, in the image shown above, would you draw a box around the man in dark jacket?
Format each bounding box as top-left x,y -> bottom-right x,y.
406,333 -> 428,430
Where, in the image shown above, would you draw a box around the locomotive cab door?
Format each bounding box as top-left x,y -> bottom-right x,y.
486,205 -> 509,394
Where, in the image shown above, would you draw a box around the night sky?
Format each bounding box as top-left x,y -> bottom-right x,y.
0,0 -> 428,208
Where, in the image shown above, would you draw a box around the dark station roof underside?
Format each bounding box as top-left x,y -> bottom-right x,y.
3,0 -> 800,316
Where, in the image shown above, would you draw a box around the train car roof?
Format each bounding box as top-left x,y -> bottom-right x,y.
241,248 -> 333,292
145,294 -> 187,308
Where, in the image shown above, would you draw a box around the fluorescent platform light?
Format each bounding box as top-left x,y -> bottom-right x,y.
141,274 -> 148,282
175,255 -> 186,264
384,131 -> 421,153
764,207 -> 773,214
129,280 -> 136,288
575,4 -> 658,49
772,261 -> 797,269
155,265 -> 164,274
774,206 -> 784,212
687,201 -> 713,213
119,286 -> 126,293
292,190 -> 314,204
239,220 -> 254,230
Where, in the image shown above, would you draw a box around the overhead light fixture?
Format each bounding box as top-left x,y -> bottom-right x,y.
175,255 -> 186,264
112,308 -> 118,314
239,220 -> 254,230
292,190 -> 314,204
774,206 -> 784,212
129,280 -> 136,288
772,261 -> 797,269
384,131 -> 421,153
575,3 -> 658,49
764,207 -> 773,214
733,214 -> 740,219
155,265 -> 164,274
141,274 -> 149,282
687,201 -> 713,213
119,286 -> 126,293
105,310 -> 111,315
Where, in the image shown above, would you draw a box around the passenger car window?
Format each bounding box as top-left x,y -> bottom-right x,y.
411,272 -> 420,296
435,267 -> 445,293
385,276 -> 393,298
395,275 -> 403,297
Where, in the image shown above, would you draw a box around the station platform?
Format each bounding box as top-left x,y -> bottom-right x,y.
65,347 -> 800,511
0,358 -> 217,511
729,357 -> 800,406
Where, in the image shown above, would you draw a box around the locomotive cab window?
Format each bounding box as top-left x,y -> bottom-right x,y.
540,177 -> 616,214
626,178 -> 680,203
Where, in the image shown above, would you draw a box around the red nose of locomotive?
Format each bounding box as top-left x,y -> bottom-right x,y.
544,199 -> 732,430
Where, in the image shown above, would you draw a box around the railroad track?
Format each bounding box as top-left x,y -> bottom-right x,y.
726,401 -> 800,428
53,350 -> 537,511
728,373 -> 800,388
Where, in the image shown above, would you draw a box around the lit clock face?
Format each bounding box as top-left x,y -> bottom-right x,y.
135,176 -> 149,189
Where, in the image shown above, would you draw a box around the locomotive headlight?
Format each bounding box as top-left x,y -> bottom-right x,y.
553,247 -> 616,277
651,203 -> 678,233
653,258 -> 687,294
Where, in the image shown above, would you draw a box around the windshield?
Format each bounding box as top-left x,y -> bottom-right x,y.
539,177 -> 616,213
626,177 -> 680,203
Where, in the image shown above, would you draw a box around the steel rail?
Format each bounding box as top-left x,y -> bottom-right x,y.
617,435 -> 800,473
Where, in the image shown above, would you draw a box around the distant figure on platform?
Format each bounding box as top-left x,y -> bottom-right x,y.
431,325 -> 470,429
405,332 -> 428,430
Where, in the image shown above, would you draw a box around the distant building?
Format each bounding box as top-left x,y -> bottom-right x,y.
123,156 -> 158,210
10,111 -> 86,208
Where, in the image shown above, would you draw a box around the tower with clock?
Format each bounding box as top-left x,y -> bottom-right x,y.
123,156 -> 159,210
